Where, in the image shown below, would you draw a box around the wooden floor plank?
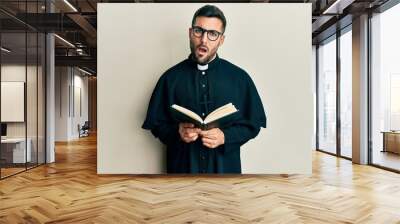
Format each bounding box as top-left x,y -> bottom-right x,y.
0,134 -> 400,223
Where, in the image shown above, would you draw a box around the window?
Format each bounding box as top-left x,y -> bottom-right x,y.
371,2 -> 400,171
317,36 -> 337,154
340,28 -> 352,158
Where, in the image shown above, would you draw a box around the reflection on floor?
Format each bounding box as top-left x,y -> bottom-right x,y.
0,167 -> 25,178
373,150 -> 400,170
0,163 -> 40,178
341,148 -> 352,158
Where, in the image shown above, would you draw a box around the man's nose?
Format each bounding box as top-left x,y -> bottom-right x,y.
200,32 -> 208,43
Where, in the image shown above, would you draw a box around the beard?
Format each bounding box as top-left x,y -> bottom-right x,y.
190,40 -> 216,65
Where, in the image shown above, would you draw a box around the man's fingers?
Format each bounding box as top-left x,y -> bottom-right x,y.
201,134 -> 217,140
185,132 -> 198,138
200,130 -> 209,136
180,123 -> 199,143
186,128 -> 200,134
181,123 -> 194,128
182,134 -> 198,143
203,142 -> 215,149
200,129 -> 218,137
202,137 -> 215,145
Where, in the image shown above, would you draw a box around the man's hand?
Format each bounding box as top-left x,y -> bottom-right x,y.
179,123 -> 201,143
200,128 -> 225,149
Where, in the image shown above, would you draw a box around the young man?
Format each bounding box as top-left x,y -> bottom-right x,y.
142,5 -> 266,174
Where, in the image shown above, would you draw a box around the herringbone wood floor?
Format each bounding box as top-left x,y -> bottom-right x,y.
1,134 -> 400,224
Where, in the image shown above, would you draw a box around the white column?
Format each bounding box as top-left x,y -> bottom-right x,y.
46,33 -> 55,163
45,1 -> 56,163
352,14 -> 369,164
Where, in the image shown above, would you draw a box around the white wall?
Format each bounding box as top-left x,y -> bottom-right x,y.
1,82 -> 24,122
98,3 -> 313,174
1,65 -> 38,138
55,67 -> 89,141
72,72 -> 89,138
312,45 -> 317,150
55,67 -> 69,141
1,64 -> 25,125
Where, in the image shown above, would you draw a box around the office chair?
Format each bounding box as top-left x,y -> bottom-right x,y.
79,121 -> 90,138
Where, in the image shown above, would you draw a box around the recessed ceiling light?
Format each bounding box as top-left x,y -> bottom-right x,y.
63,0 -> 78,12
322,0 -> 353,15
1,47 -> 11,53
54,34 -> 75,48
78,67 -> 93,76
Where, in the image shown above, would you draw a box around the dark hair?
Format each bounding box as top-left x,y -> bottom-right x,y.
191,5 -> 226,33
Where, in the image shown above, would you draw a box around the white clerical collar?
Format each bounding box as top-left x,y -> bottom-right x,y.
197,64 -> 208,71
197,54 -> 217,71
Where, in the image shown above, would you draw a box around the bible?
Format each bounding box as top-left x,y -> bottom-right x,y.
170,103 -> 239,130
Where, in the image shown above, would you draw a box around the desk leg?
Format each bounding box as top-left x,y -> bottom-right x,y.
382,133 -> 386,152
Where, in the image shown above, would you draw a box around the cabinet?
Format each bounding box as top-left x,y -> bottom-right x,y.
382,131 -> 400,154
0,138 -> 32,165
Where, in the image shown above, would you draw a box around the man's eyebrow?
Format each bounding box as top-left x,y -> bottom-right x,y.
194,26 -> 221,32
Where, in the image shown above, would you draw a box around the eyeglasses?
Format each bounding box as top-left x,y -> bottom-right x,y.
191,26 -> 223,41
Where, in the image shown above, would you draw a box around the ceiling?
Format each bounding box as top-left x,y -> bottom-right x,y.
0,0 -> 393,75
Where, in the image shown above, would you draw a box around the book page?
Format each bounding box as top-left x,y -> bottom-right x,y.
204,103 -> 238,124
207,103 -> 233,118
171,104 -> 204,123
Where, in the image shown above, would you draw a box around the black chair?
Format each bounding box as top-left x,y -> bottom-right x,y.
79,121 -> 90,138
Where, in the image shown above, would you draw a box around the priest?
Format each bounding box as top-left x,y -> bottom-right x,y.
142,5 -> 266,174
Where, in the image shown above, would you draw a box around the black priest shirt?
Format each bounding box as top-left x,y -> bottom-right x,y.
142,54 -> 266,174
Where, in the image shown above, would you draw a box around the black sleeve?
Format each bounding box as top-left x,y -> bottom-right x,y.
222,121 -> 261,146
150,123 -> 180,146
142,74 -> 179,146
221,72 -> 266,153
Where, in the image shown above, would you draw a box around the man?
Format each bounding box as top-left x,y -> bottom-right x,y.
142,5 -> 266,174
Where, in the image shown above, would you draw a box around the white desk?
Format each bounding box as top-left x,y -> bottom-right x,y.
1,138 -> 31,163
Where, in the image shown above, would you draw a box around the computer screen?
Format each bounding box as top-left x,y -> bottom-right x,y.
1,123 -> 7,137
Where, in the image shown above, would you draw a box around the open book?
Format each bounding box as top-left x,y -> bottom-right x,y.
170,103 -> 239,130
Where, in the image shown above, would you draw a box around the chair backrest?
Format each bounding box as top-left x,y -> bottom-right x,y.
82,121 -> 90,129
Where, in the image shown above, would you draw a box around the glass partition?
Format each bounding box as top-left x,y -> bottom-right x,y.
0,31 -> 28,177
0,1 -> 46,179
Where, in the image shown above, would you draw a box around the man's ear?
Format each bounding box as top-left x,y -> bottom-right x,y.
188,28 -> 192,38
219,35 -> 225,47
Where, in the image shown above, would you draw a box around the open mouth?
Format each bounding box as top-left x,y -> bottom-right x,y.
197,46 -> 208,55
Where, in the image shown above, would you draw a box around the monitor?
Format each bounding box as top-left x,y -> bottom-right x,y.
1,123 -> 7,137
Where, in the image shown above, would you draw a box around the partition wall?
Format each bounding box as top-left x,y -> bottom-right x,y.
0,0 -> 47,179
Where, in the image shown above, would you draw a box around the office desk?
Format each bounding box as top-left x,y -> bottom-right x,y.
1,138 -> 32,163
381,131 -> 400,154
